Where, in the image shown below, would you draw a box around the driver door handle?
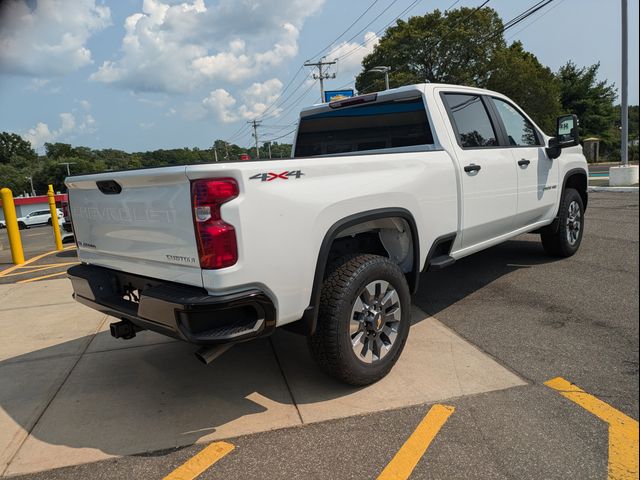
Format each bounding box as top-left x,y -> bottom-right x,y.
518,159 -> 531,167
464,164 -> 481,173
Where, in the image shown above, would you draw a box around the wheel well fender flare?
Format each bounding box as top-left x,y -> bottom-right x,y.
296,208 -> 420,336
539,168 -> 588,236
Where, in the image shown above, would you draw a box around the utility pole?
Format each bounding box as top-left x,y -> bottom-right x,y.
224,142 -> 230,161
213,148 -> 219,162
305,57 -> 337,101
266,141 -> 272,159
621,0 -> 628,166
248,119 -> 262,159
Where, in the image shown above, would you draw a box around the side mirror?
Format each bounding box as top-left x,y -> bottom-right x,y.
546,114 -> 579,159
555,114 -> 580,147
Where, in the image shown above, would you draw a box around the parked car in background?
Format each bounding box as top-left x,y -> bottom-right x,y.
61,201 -> 73,233
16,209 -> 64,230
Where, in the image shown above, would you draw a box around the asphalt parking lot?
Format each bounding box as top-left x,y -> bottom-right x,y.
0,226 -> 76,285
0,191 -> 638,480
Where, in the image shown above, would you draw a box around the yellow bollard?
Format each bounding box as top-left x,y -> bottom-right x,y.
0,188 -> 25,265
47,185 -> 63,251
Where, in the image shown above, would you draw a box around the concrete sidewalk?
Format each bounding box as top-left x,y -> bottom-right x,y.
0,279 -> 526,477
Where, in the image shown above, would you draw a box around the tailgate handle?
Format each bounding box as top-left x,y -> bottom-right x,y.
96,180 -> 122,195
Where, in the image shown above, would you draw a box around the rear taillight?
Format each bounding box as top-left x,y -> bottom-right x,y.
191,178 -> 239,269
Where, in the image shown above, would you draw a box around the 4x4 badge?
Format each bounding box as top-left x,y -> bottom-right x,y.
249,170 -> 304,182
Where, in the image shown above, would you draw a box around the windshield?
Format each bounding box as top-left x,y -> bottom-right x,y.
294,96 -> 434,157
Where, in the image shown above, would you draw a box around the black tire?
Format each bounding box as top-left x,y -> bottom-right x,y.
541,188 -> 584,257
308,254 -> 411,386
47,218 -> 52,225
18,222 -> 27,230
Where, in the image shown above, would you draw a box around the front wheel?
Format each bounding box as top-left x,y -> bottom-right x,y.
308,254 -> 411,386
541,188 -> 584,257
18,222 -> 27,230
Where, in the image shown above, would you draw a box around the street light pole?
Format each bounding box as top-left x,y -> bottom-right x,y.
25,176 -> 35,196
59,162 -> 75,176
368,66 -> 391,90
621,0 -> 628,166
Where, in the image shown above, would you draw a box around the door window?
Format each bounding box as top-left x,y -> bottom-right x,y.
443,93 -> 497,148
491,98 -> 540,146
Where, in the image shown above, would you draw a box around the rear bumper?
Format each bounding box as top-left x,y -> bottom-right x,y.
67,264 -> 276,345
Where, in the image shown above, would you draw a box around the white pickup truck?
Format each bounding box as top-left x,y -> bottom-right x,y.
66,83 -> 588,385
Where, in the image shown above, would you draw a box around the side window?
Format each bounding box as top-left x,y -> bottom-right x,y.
492,98 -> 540,146
443,93 -> 497,148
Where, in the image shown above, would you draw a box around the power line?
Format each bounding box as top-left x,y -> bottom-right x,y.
444,0 -> 462,13
262,127 -> 298,143
256,65 -> 305,120
260,73 -> 315,120
307,0 -> 382,61
270,80 -> 319,121
479,0 -> 553,44
506,0 -> 565,40
336,0 -> 423,62
257,0 -> 391,121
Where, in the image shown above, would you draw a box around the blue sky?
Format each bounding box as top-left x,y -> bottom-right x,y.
0,0 -> 638,153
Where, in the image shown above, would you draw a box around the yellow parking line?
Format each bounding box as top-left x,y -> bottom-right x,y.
0,246 -> 76,277
545,377 -> 639,480
1,262 -> 79,277
163,441 -> 235,480
377,404 -> 454,480
16,271 -> 68,283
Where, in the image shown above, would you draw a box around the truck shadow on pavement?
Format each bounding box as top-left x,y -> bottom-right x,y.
413,236 -> 559,320
0,235 -> 558,467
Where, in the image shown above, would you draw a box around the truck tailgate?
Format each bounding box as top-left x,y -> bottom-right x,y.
66,167 -> 203,287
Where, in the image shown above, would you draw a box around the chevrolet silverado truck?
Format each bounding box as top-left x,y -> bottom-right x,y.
66,83 -> 588,385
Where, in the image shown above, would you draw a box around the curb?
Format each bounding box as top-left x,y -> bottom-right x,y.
588,186 -> 639,193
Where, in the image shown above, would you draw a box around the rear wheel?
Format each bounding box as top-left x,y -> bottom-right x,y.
541,188 -> 584,257
308,254 -> 411,386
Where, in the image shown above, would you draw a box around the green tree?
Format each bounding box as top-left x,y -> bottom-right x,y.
0,164 -> 29,192
355,7 -> 505,93
44,142 -> 74,159
557,62 -> 617,138
0,132 -> 36,164
485,42 -> 561,133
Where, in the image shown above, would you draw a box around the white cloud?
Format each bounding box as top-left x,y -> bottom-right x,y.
0,0 -> 111,76
90,0 -> 323,93
24,111 -> 97,149
201,78 -> 284,123
202,89 -> 238,123
238,78 -> 283,119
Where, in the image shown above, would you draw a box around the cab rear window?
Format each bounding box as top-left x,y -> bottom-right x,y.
294,96 -> 434,157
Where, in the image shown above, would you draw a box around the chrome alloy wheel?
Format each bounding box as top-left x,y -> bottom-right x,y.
566,200 -> 582,246
349,280 -> 402,364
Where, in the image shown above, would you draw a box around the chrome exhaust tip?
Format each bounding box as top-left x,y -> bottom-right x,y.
195,344 -> 233,365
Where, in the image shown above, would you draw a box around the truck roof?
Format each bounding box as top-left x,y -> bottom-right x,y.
299,83 -> 505,117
